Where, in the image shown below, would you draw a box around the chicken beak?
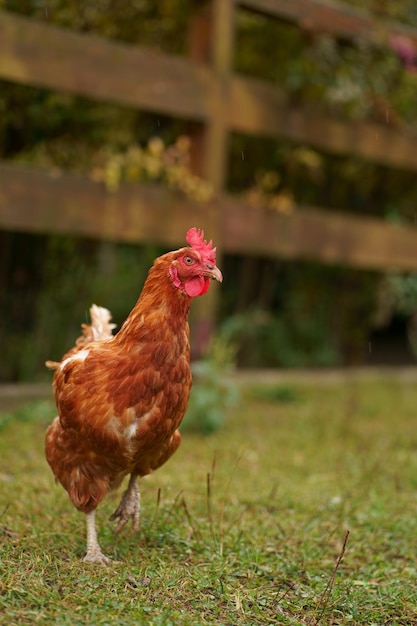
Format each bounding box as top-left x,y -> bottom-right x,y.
206,265 -> 223,283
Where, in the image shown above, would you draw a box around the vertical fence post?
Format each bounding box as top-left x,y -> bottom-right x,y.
187,0 -> 235,357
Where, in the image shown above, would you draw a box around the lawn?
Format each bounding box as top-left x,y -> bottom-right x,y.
1,374 -> 416,625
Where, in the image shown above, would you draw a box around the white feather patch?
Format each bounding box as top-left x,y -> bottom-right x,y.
124,410 -> 153,440
60,349 -> 90,370
125,422 -> 138,439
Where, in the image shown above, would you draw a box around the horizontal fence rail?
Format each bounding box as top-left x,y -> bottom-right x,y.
238,0 -> 417,46
0,10 -> 212,120
2,162 -> 417,271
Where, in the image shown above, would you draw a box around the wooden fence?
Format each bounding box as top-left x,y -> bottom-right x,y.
1,1 -> 417,270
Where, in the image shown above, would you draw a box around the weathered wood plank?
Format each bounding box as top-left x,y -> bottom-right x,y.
238,0 -> 417,46
222,196 -> 417,270
230,76 -> 417,171
186,0 -> 235,190
0,164 -> 216,248
186,0 -> 235,349
2,162 -> 417,271
0,10 -> 212,120
204,0 -> 235,191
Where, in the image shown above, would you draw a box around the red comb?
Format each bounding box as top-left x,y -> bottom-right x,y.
186,227 -> 216,263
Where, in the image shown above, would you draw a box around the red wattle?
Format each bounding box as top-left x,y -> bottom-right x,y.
184,276 -> 210,297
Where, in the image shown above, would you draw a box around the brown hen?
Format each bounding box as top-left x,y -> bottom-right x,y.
45,228 -> 222,564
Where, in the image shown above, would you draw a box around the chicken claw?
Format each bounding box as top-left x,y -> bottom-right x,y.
109,475 -> 140,534
83,549 -> 112,565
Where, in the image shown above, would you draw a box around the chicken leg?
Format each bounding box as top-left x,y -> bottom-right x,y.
83,510 -> 111,565
109,474 -> 140,534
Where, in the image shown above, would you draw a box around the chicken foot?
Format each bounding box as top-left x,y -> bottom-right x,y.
83,510 -> 111,565
109,474 -> 140,534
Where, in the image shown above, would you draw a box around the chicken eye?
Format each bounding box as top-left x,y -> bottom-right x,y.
184,256 -> 195,265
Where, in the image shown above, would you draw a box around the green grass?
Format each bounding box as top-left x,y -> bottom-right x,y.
1,376 -> 417,625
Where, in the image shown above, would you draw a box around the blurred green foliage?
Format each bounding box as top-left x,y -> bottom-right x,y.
0,399 -> 55,431
183,337 -> 239,434
1,0 -> 417,380
94,136 -> 213,202
0,232 -> 164,380
344,0 -> 417,24
219,261 -> 377,368
248,383 -> 303,403
1,0 -> 194,51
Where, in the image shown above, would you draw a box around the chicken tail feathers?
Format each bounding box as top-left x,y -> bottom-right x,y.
45,360 -> 60,370
76,304 -> 116,346
45,304 -> 116,370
